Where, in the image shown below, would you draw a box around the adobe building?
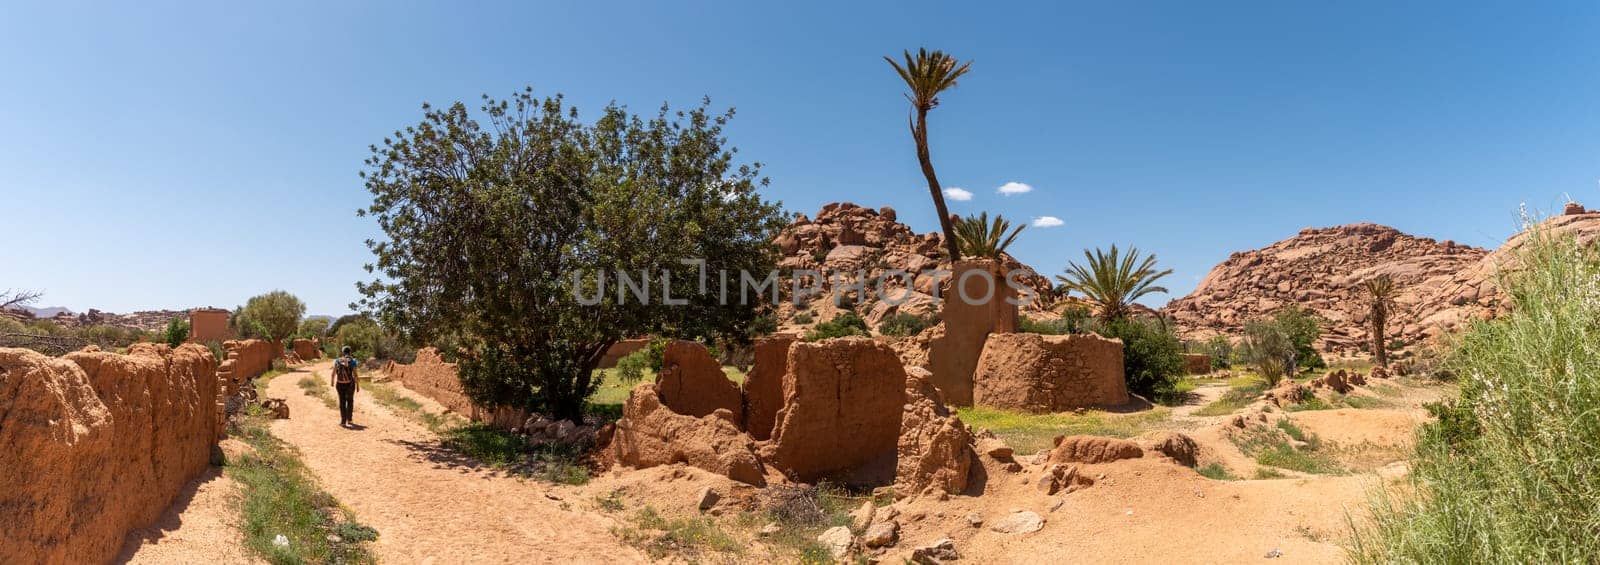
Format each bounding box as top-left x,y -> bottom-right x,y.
188,308 -> 232,343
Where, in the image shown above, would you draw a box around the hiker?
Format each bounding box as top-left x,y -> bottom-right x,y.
331,346 -> 360,427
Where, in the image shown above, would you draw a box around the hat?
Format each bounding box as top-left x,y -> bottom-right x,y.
341,346 -> 352,356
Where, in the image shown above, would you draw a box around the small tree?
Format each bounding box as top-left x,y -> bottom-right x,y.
1363,275 -> 1398,367
1272,305 -> 1326,371
162,318 -> 190,347
297,318 -> 330,339
1095,317 -> 1186,402
953,212 -> 1025,259
1236,319 -> 1296,385
358,89 -> 783,421
1056,245 -> 1173,322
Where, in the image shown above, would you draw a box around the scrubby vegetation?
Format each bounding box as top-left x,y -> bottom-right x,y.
878,312 -> 937,337
805,311 -> 870,341
1348,229 -> 1600,562
959,405 -> 1173,453
1234,306 -> 1324,385
1095,317 -> 1187,404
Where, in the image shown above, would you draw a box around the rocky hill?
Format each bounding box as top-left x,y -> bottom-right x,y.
1165,203 -> 1600,356
773,202 -> 1053,330
1163,223 -> 1487,354
1,307 -> 188,332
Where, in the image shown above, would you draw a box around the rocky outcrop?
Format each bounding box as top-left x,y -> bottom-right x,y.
769,338 -> 907,482
896,367 -> 974,495
608,382 -> 767,485
1,344 -> 218,565
773,203 -> 1052,331
657,340 -> 744,421
1163,223 -> 1487,354
972,332 -> 1127,412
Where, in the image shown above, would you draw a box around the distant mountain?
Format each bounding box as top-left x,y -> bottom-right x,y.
21,306 -> 74,318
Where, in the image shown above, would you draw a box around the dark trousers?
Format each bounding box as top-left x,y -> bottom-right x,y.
336,381 -> 355,423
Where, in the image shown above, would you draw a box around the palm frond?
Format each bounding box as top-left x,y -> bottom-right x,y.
953,212 -> 1025,259
1058,245 -> 1172,322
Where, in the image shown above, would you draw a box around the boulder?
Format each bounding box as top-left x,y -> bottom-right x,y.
817,526 -> 856,560
768,338 -> 906,482
1034,463 -> 1092,495
972,332 -> 1128,412
861,521 -> 899,548
911,539 -> 960,564
988,510 -> 1045,534
895,367 -> 974,495
608,382 -> 767,486
1046,435 -> 1144,464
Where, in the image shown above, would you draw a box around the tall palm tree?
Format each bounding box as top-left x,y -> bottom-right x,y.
886,48 -> 972,261
1363,275 -> 1398,367
1056,245 -> 1173,322
953,212 -> 1026,259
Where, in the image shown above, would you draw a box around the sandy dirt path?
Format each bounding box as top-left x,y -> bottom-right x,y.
116,466 -> 257,564
267,361 -> 647,564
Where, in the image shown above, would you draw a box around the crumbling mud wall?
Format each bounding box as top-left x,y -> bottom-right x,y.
216,339 -> 277,398
742,336 -> 796,441
292,338 -> 321,361
768,337 -> 907,482
0,344 -> 218,565
1182,353 -> 1211,375
972,333 -> 1127,413
928,260 -> 1019,405
386,348 -> 528,428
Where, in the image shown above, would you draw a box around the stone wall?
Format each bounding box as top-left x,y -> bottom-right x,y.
187,308 -> 232,343
972,332 -> 1128,413
0,344 -> 218,565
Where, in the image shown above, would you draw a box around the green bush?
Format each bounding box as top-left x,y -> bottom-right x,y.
1094,318 -> 1185,402
615,347 -> 656,383
805,312 -> 869,342
878,312 -> 936,337
1020,315 -> 1087,335
1272,305 -> 1326,371
792,311 -> 814,324
1202,335 -> 1233,370
1235,319 -> 1295,385
162,318 -> 190,348
1347,228 -> 1600,562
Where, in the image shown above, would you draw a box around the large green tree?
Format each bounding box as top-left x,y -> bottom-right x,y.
886,48 -> 972,261
357,89 -> 783,420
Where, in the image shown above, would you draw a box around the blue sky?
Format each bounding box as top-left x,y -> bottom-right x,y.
3,1 -> 1597,315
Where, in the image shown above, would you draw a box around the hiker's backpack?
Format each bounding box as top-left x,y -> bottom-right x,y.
334,356 -> 356,383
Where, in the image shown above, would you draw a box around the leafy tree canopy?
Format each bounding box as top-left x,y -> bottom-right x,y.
356,88 -> 784,420
231,290 -> 306,342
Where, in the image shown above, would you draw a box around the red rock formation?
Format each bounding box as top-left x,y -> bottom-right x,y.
768,337 -> 907,482
656,341 -> 744,422
1,344 -> 217,565
1046,435 -> 1144,464
972,332 -> 1127,412
1163,223 -> 1487,353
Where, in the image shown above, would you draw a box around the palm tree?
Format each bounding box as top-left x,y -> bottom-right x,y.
1056,245 -> 1173,322
1363,275 -> 1398,367
953,212 -> 1025,259
885,48 -> 972,261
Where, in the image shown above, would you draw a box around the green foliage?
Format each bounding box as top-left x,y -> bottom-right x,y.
1235,319 -> 1295,385
162,317 -> 190,347
615,347 -> 656,384
1201,335 -> 1233,370
1056,245 -> 1173,322
958,405 -> 1173,454
296,318 -> 330,339
331,317 -> 410,361
953,211 -> 1025,259
792,311 -> 814,324
1349,228 -> 1600,562
878,312 -> 936,337
885,47 -> 973,261
804,311 -> 869,341
1272,305 -> 1326,370
356,89 -> 783,421
747,313 -> 778,338
1193,376 -> 1268,417
1363,274 -> 1399,367
1196,463 -> 1236,481
1231,420 -> 1342,475
232,291 -> 306,342
1020,311 -> 1089,335
1094,317 -> 1185,401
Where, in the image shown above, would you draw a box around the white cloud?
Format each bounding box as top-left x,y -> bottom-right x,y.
943,187 -> 973,201
997,181 -> 1033,195
1032,215 -> 1064,228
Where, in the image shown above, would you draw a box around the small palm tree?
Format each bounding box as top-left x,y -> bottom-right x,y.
1056,245 -> 1173,322
1363,275 -> 1398,366
886,48 -> 972,261
953,212 -> 1025,259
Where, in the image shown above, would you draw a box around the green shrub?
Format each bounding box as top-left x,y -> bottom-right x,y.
792,311 -> 814,324
878,312 -> 936,337
1347,227 -> 1600,562
1202,335 -> 1233,370
1235,319 -> 1295,385
615,347 -> 655,383
1094,318 -> 1185,401
804,312 -> 869,341
1273,305 -> 1326,371
1020,315 -> 1085,335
